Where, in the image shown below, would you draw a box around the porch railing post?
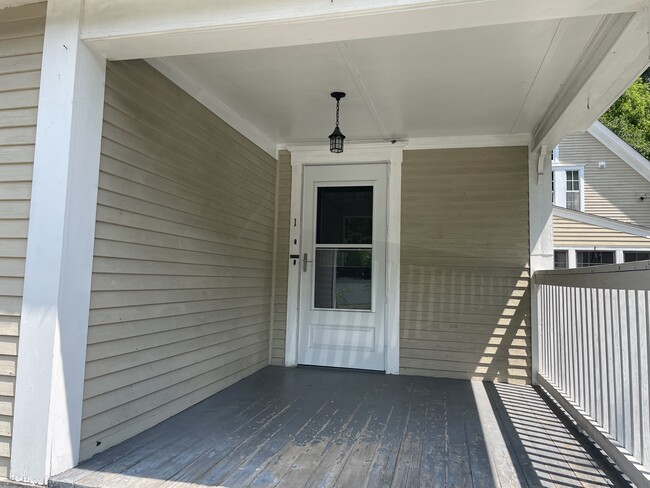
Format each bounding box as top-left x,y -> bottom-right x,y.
528,146 -> 554,385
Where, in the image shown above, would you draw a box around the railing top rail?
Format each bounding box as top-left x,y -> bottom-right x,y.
535,260 -> 650,290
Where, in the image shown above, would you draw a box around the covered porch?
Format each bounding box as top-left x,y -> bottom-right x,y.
51,366 -> 628,488
3,0 -> 650,486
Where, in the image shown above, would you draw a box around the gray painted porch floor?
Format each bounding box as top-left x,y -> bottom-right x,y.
51,366 -> 629,488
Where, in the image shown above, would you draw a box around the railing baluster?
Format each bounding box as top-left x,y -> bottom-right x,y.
591,288 -> 600,427
569,288 -> 584,405
596,288 -> 606,431
642,291 -> 650,467
613,289 -> 623,442
606,288 -> 617,439
621,290 -> 631,450
630,290 -> 641,461
556,285 -> 561,387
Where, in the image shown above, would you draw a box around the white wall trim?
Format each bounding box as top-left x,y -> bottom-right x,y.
554,205 -> 650,239
146,58 -> 277,159
284,142 -> 404,374
405,133 -> 530,150
588,120 -> 650,183
10,0 -> 107,483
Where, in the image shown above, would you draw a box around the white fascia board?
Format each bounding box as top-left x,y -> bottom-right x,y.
553,206 -> 650,239
81,0 -> 645,60
588,120 -> 650,183
146,58 -> 277,159
533,11 -> 649,153
405,133 -> 530,150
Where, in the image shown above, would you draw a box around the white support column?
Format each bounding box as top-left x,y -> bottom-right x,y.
10,0 -> 106,484
529,147 -> 554,385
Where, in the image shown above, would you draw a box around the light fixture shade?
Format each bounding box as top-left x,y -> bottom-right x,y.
329,126 -> 345,153
329,91 -> 346,153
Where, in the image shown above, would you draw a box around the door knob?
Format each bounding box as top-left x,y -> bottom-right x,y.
303,252 -> 312,272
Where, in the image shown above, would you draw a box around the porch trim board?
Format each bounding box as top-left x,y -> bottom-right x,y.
80,0 -> 646,60
10,0 -> 107,484
285,143 -> 404,374
405,133 -> 530,151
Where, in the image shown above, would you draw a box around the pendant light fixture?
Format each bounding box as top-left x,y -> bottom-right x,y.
329,92 -> 346,153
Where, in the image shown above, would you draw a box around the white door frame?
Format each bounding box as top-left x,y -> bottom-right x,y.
285,142 -> 405,374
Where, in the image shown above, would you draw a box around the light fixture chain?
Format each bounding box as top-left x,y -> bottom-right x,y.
335,99 -> 340,127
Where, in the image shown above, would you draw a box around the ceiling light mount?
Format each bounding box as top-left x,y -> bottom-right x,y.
329,91 -> 346,153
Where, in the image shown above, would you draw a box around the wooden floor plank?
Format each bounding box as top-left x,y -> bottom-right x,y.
51,366 -> 630,488
333,386 -> 396,488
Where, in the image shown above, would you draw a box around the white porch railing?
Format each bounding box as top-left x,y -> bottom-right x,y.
536,260 -> 650,487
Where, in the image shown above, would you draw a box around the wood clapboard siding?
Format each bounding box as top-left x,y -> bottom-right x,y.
553,215 -> 650,247
558,132 -> 650,228
270,150 -> 290,365
400,147 -> 531,383
0,3 -> 45,478
81,60 -> 276,461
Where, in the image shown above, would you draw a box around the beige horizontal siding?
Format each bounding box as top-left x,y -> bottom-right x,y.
271,150 -> 290,365
81,60 -> 276,461
558,132 -> 650,228
400,147 -> 531,384
553,215 -> 650,247
0,3 -> 45,478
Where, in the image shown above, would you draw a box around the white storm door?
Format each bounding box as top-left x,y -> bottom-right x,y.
298,163 -> 387,371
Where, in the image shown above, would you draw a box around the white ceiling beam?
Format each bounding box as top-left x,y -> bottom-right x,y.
532,10 -> 649,153
81,0 -> 645,60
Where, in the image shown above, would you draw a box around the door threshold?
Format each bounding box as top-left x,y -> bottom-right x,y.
296,364 -> 386,375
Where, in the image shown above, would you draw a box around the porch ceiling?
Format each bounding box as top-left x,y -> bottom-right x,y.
153,15 -> 607,147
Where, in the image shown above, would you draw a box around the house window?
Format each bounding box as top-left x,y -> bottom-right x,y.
551,166 -> 584,211
576,251 -> 615,267
554,250 -> 568,269
624,251 -> 650,262
565,170 -> 580,210
551,172 -> 555,204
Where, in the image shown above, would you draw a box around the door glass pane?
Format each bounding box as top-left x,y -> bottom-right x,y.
316,187 -> 373,244
314,249 -> 372,310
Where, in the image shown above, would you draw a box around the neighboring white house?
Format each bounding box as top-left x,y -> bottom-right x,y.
1,1 -> 650,486
552,121 -> 650,268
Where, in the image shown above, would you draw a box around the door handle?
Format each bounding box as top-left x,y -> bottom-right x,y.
303,252 -> 312,272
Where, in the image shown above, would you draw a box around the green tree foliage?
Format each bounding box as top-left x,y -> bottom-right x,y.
599,68 -> 650,159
